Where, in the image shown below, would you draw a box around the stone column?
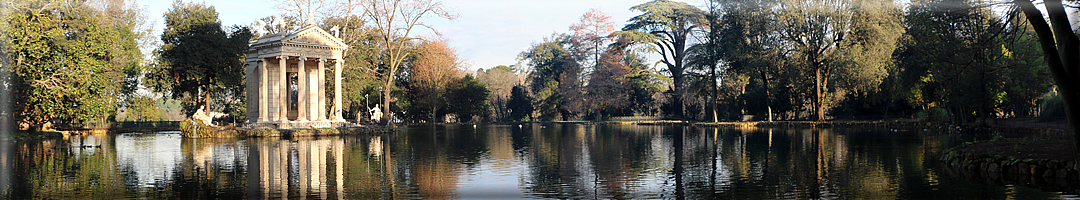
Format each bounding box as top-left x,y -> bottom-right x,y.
245,62 -> 254,124
269,57 -> 280,121
318,58 -> 326,121
258,58 -> 269,122
334,59 -> 344,121
278,55 -> 288,122
297,57 -> 309,122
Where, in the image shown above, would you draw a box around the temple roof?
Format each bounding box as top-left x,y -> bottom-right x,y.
250,23 -> 348,50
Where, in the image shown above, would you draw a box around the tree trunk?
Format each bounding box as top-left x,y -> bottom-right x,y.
382,80 -> 393,125
205,86 -> 211,118
762,70 -> 773,122
1016,0 -> 1080,156
672,73 -> 684,120
815,63 -> 825,122
711,62 -> 718,122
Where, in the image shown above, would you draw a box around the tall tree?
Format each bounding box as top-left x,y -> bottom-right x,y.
776,0 -> 853,122
569,8 -> 617,120
705,0 -> 782,121
409,38 -> 462,123
708,0 -> 782,120
587,38 -> 634,119
477,65 -> 520,121
365,0 -> 453,123
148,0 -> 253,117
446,75 -> 490,122
519,34 -> 578,121
774,0 -> 899,121
999,14 -> 1052,117
622,0 -> 707,119
88,0 -> 155,102
506,85 -> 533,121
3,0 -> 144,129
569,8 -> 617,70
900,0 -> 1013,123
1012,0 -> 1080,152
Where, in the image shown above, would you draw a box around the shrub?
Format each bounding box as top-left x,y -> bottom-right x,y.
1038,89 -> 1065,122
916,106 -> 950,122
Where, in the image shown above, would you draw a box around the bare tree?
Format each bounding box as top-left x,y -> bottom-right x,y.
569,8 -> 616,70
276,0 -> 327,23
411,38 -> 463,123
365,0 -> 454,122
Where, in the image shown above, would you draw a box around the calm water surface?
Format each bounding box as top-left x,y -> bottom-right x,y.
1,124 -> 1077,199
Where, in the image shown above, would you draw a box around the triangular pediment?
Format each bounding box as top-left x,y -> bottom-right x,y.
280,23 -> 349,48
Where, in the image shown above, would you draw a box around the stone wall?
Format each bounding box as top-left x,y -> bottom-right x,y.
941,144 -> 1079,179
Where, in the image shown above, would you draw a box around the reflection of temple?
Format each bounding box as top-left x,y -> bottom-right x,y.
246,139 -> 346,199
245,23 -> 348,128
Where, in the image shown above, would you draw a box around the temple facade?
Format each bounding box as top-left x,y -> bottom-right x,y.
245,23 -> 348,128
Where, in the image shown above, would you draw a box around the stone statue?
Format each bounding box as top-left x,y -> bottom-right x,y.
192,105 -> 213,126
370,105 -> 383,123
273,17 -> 284,33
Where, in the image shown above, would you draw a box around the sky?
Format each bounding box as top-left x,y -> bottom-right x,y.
136,0 -> 677,72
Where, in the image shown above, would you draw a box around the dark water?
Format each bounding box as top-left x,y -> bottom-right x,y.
1,124 -> 1077,199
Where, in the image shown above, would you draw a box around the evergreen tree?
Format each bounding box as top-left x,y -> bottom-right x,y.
147,0 -> 252,117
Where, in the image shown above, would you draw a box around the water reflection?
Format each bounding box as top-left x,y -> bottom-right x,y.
2,124 -> 1077,199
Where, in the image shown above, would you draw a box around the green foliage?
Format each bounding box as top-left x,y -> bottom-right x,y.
587,37 -> 662,118
999,20 -> 1053,117
519,34 -> 577,121
1039,89 -> 1065,121
216,95 -> 245,124
147,1 -> 252,117
320,16 -> 384,121
834,0 -> 903,93
915,106 -> 950,122
3,0 -> 142,128
891,0 -> 1043,123
507,85 -> 533,122
477,65 -> 519,121
448,75 -> 490,122
622,0 -> 707,119
123,96 -> 167,121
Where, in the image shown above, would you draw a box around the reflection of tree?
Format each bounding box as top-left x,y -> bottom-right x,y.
8,136 -> 125,198
587,125 -> 655,198
522,124 -> 571,198
169,137 -> 248,199
518,124 -> 674,199
5,125 -> 1036,198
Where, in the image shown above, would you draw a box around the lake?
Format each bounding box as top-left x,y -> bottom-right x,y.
1,124 -> 1077,199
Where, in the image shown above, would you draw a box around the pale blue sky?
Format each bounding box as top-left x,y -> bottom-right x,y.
136,0 -> 672,72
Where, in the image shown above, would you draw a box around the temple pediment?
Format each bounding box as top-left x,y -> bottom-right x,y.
281,24 -> 349,49
249,23 -> 348,51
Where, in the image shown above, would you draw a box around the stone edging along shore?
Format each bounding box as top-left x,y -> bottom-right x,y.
937,125 -> 1075,179
180,119 -> 392,138
940,144 -> 1079,179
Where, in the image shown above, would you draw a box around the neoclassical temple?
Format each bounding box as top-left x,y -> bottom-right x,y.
246,23 -> 348,128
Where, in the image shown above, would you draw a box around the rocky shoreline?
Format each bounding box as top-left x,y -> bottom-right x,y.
942,146 -> 1077,179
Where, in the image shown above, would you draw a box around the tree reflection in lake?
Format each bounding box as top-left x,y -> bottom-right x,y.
1,124 -> 1075,199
